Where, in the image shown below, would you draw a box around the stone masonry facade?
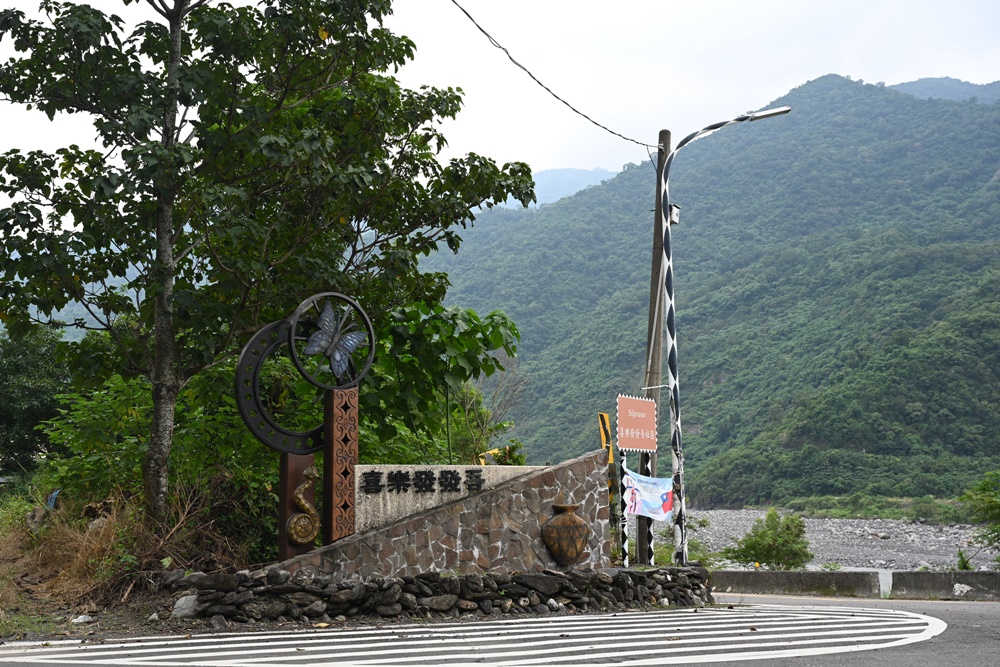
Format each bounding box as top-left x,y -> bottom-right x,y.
280,449 -> 611,581
166,566 -> 714,625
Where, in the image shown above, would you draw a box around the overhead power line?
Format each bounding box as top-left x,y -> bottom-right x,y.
448,0 -> 655,150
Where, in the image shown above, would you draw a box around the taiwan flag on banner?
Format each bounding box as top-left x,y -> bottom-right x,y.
622,465 -> 673,522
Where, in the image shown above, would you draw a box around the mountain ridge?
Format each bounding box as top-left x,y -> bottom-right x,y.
890,76 -> 1000,104
426,73 -> 1000,506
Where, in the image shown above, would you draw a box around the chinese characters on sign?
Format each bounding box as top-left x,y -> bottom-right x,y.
616,395 -> 658,452
352,463 -> 541,533
360,469 -> 486,495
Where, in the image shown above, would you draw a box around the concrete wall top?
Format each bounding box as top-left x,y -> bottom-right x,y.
711,570 -> 881,598
354,465 -> 544,533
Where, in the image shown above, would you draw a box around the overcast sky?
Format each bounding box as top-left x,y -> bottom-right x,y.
2,0 -> 999,174
386,0 -> 1000,171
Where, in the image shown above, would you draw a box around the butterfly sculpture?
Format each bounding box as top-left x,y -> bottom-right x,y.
303,301 -> 368,379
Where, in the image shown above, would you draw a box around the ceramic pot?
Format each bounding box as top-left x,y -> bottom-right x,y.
540,503 -> 590,565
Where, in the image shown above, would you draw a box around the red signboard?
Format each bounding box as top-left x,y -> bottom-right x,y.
616,395 -> 657,452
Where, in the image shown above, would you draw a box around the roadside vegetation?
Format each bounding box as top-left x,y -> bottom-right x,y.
3,0 -> 1000,641
781,494 -> 975,523
0,0 -> 532,636
720,508 -> 814,570
961,472 -> 1000,557
0,346 -> 525,633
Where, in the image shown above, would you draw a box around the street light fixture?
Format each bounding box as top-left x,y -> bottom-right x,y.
640,106 -> 791,566
662,105 -> 792,218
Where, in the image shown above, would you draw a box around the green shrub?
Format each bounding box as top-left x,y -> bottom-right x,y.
652,517 -> 719,568
488,439 -> 527,466
722,508 -> 813,570
38,368 -> 282,564
782,494 -> 973,523
0,327 -> 69,472
960,471 -> 1000,550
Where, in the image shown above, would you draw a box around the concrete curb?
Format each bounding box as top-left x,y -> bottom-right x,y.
711,571 -> 880,598
711,569 -> 1000,600
892,571 -> 1000,601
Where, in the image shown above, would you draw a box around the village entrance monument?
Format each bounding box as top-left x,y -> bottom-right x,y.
235,292 -> 374,558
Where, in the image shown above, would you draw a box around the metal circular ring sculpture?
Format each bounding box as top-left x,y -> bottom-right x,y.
287,292 -> 375,391
234,320 -> 324,455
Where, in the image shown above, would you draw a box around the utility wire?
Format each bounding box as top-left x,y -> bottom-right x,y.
449,0 -> 655,149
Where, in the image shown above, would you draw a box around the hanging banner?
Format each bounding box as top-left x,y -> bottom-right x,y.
622,465 -> 673,522
616,395 -> 657,452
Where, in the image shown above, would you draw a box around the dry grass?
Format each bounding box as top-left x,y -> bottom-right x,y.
0,494 -> 61,637
1,492 -> 37,604
0,551 -> 26,611
3,483 -> 256,611
34,499 -> 138,605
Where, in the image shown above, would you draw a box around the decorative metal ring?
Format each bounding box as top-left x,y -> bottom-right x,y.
234,319 -> 324,454
287,292 -> 375,391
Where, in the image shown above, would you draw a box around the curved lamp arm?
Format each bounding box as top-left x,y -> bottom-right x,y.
661,106 -> 791,216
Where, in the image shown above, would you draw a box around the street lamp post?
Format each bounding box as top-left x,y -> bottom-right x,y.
643,106 -> 791,565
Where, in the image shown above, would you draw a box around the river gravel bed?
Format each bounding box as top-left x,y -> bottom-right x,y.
643,509 -> 999,571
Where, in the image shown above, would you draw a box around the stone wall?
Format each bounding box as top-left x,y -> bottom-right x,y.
282,450 -> 611,582
166,566 -> 714,626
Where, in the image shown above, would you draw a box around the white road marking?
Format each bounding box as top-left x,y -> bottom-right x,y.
0,604 -> 946,666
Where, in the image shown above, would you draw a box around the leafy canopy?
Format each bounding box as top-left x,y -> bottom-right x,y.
0,0 -> 532,359
0,0 -> 534,518
960,472 -> 1000,554
0,326 -> 69,471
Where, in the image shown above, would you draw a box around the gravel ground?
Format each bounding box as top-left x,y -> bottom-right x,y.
644,509 -> 998,571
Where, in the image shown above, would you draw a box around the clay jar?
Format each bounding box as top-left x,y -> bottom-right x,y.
540,503 -> 590,565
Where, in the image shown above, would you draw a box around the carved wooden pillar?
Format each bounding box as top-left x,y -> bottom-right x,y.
324,387 -> 358,544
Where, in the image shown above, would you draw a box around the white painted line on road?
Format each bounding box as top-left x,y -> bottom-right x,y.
0,605 -> 947,666
2,616 -> 920,663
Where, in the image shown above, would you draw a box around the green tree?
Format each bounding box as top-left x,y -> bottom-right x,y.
721,508 -> 813,570
0,1 -> 533,521
960,471 -> 1000,553
453,348 -> 527,463
0,326 -> 69,471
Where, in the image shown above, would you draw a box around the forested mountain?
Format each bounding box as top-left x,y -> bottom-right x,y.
525,168 -> 615,205
891,76 -> 1000,104
425,74 -> 1000,506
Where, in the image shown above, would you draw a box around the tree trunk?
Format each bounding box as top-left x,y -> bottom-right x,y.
145,177 -> 179,522
144,370 -> 178,523
143,3 -> 186,525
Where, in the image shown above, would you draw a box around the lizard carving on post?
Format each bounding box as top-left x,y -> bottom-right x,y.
286,464 -> 321,545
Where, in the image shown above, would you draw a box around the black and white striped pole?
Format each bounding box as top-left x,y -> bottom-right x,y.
645,106 -> 791,565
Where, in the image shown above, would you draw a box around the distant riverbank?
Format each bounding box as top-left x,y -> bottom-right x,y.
648,509 -> 998,571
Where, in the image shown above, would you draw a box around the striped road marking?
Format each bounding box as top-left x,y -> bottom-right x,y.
0,604 -> 945,666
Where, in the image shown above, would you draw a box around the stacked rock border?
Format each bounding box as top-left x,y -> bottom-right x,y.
166,566 -> 714,627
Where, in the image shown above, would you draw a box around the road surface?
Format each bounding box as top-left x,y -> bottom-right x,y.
1,594 -> 995,666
